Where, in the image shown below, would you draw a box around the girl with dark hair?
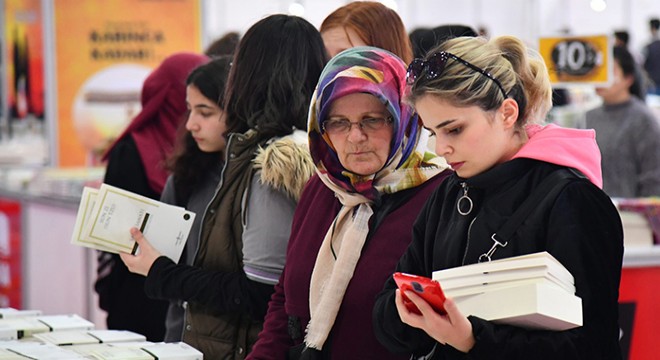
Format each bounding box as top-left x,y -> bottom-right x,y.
96,52 -> 208,342
374,35 -> 623,359
584,46 -> 660,197
158,56 -> 231,342
119,15 -> 327,359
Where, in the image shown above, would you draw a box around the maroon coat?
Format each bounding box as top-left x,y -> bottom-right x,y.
248,171 -> 450,360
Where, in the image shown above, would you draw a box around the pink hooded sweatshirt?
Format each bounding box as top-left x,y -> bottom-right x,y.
513,123 -> 603,188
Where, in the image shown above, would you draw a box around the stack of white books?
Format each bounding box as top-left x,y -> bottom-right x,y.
0,308 -> 204,359
0,314 -> 94,339
432,251 -> 582,331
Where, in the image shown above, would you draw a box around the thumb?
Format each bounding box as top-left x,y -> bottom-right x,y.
443,297 -> 463,318
130,227 -> 146,245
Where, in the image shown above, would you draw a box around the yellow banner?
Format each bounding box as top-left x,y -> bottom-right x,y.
54,0 -> 201,167
539,34 -> 611,86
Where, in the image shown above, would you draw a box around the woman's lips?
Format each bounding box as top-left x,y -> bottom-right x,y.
449,162 -> 464,170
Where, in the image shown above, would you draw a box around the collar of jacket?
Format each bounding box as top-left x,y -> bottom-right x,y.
451,158 -> 538,190
225,129 -> 266,161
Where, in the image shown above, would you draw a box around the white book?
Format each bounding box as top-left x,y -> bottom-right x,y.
0,308 -> 42,319
0,346 -> 28,359
453,281 -> 583,331
3,342 -> 87,359
87,330 -> 147,343
36,314 -> 95,332
0,327 -> 16,341
0,317 -> 51,338
141,342 -> 203,360
69,343 -> 154,360
0,314 -> 95,340
71,184 -> 195,262
34,330 -> 145,346
432,252 -> 575,292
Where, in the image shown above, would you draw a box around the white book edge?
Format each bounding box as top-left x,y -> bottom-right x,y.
444,275 -> 575,298
141,342 -> 203,360
438,266 -> 575,294
433,252 -> 574,287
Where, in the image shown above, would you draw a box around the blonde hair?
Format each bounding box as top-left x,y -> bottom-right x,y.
407,35 -> 552,127
320,1 -> 413,64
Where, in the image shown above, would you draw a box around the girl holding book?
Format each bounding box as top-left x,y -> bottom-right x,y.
373,35 -> 624,359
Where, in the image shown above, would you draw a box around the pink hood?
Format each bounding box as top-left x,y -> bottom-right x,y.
513,124 -> 603,188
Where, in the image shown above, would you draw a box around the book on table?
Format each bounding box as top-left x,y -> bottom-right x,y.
432,251 -> 582,331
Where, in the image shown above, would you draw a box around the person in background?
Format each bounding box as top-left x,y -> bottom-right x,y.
374,35 -> 623,359
247,47 -> 451,360
96,52 -> 208,341
119,15 -> 327,359
205,31 -> 241,57
320,1 -> 413,64
159,56 -> 231,342
584,46 -> 660,197
614,30 -> 644,65
409,24 -> 477,59
643,18 -> 660,95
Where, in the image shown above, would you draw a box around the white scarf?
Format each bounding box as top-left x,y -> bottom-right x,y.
305,173 -> 373,350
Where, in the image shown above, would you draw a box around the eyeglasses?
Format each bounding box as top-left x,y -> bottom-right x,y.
322,116 -> 393,135
406,51 -> 508,98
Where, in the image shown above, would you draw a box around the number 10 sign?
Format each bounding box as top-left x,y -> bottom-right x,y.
539,34 -> 612,86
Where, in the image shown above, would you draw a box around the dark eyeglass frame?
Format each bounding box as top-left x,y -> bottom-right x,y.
406,51 -> 508,99
322,116 -> 393,135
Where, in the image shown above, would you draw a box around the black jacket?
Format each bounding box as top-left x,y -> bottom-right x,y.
373,158 -> 623,360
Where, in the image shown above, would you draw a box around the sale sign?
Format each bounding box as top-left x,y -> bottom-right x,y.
539,34 -> 612,86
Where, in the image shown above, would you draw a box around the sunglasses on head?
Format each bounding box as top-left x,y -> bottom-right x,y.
406,51 -> 508,99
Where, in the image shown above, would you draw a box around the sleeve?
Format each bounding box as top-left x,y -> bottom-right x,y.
144,256 -> 274,319
143,172 -> 298,320
633,112 -> 660,197
242,172 -> 296,285
159,176 -> 177,205
446,182 -> 624,360
372,189 -> 440,357
248,180 -> 319,360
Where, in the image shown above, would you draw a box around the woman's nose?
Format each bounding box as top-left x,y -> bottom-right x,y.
435,138 -> 452,156
186,115 -> 198,131
346,123 -> 367,142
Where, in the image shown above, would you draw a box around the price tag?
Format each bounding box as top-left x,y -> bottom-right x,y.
539,34 -> 612,86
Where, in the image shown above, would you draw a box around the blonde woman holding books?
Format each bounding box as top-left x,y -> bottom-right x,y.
373,35 -> 624,360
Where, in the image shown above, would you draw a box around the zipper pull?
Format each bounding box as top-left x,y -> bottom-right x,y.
457,182 -> 473,215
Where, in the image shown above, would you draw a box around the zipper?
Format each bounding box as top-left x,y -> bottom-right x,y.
191,133 -> 238,263
461,216 -> 477,265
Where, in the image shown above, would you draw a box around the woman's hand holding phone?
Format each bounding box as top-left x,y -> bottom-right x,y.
392,272 -> 475,353
393,272 -> 447,315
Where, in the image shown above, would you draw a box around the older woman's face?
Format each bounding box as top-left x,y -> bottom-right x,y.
325,93 -> 393,176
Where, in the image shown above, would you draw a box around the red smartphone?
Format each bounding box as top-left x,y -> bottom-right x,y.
393,272 -> 447,315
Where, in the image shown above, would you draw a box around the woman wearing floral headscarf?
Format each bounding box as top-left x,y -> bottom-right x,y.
247,47 -> 452,360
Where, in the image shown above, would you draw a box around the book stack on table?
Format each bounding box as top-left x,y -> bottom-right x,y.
433,251 -> 582,331
0,308 -> 203,359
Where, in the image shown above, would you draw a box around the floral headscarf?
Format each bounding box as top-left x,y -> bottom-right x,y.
308,46 -> 443,201
305,46 -> 447,350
